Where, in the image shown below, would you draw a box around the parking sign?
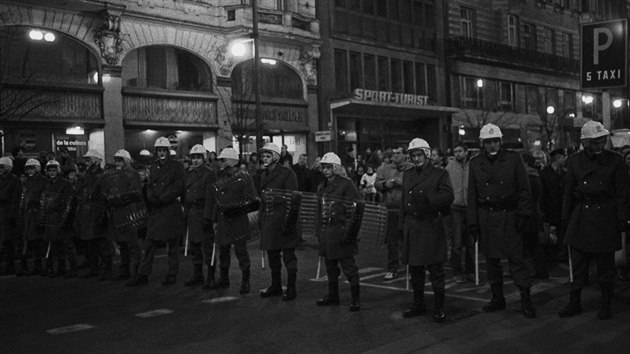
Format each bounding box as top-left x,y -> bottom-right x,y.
581,19 -> 627,89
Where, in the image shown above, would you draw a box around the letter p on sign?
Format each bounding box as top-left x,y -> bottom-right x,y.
593,27 -> 613,65
581,19 -> 627,89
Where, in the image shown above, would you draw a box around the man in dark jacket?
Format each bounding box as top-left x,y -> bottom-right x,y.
21,158 -> 48,275
400,138 -> 454,322
540,148 -> 567,262
558,121 -> 629,320
127,137 -> 185,286
468,123 -> 535,318
0,157 -> 22,275
257,143 -> 300,301
292,154 -> 311,193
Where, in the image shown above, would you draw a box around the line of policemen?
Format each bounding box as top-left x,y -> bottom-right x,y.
1,119 -> 626,320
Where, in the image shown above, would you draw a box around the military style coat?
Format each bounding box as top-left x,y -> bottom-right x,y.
184,165 -> 217,244
400,163 -> 454,266
42,176 -> 74,242
98,167 -> 145,243
21,173 -> 48,241
317,175 -> 360,260
257,163 -> 299,250
145,158 -> 185,241
213,167 -> 259,245
562,150 -> 629,252
0,172 -> 22,242
75,165 -> 107,240
467,149 -> 532,258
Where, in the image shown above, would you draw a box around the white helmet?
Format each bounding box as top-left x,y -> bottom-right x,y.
217,147 -> 239,161
580,120 -> 609,139
479,123 -> 503,140
320,152 -> 341,166
25,158 -> 41,168
260,143 -> 280,156
407,138 -> 431,157
189,144 -> 206,157
0,156 -> 13,167
84,149 -> 103,161
114,149 -> 132,161
46,160 -> 61,169
170,149 -> 176,156
139,149 -> 152,157
154,137 -> 171,148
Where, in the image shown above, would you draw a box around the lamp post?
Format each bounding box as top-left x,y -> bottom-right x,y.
252,0 -> 263,151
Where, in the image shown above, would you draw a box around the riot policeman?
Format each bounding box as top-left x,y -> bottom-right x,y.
257,143 -> 300,301
467,124 -> 535,318
559,121 -> 629,320
0,156 -> 22,275
182,144 -> 217,288
21,158 -> 48,275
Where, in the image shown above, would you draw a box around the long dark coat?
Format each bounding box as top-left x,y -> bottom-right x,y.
0,172 -> 22,242
317,175 -> 360,259
42,176 -> 74,242
98,167 -> 145,243
257,163 -> 299,250
75,165 -> 106,240
400,163 -> 454,266
467,149 -> 532,258
525,167 -> 543,234
21,173 -> 47,241
213,167 -> 258,245
184,165 -> 217,243
145,158 -> 185,241
540,165 -> 565,228
562,150 -> 629,252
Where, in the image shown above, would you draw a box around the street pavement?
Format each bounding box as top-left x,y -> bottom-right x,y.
2,236 -> 630,353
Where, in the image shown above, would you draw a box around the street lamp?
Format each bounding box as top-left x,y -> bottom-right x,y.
546,105 -> 555,114
613,99 -> 623,108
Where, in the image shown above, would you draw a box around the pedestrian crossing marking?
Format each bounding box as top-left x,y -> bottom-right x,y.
201,296 -> 239,304
134,309 -> 174,318
46,324 -> 95,335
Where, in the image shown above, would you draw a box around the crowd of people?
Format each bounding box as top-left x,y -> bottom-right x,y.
1,119 -> 629,322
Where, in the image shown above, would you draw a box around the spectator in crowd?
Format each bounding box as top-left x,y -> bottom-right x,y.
365,147 -> 380,168
247,152 -> 260,177
58,147 -> 75,168
310,157 -> 325,193
532,150 -> 548,171
343,148 -> 355,169
11,147 -> 26,177
540,148 -> 568,264
355,165 -> 365,188
292,154 -> 312,192
522,153 -> 548,279
360,166 -> 377,202
431,148 -> 446,169
279,144 -> 293,167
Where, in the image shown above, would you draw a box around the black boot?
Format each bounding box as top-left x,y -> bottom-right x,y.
261,268 -> 283,298
16,258 -> 28,276
184,264 -> 204,287
99,258 -> 113,281
403,287 -> 427,318
28,258 -> 43,276
239,268 -> 250,294
597,284 -> 613,320
433,290 -> 446,322
317,280 -> 340,306
282,270 -> 297,301
519,287 -> 536,318
558,289 -> 582,317
112,265 -> 131,281
210,267 -> 230,290
349,285 -> 361,312
482,283 -> 506,312
202,265 -> 216,290
161,274 -> 177,286
126,274 -> 148,287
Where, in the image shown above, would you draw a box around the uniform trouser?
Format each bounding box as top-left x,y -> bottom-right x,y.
385,211 -> 402,273
28,239 -> 46,261
85,237 -> 113,270
137,238 -> 179,277
218,238 -> 250,271
325,257 -> 359,286
570,247 -> 615,290
190,236 -> 214,266
450,207 -> 475,275
117,240 -> 141,274
50,239 -> 77,267
267,248 -> 297,272
410,264 -> 445,296
524,231 -> 547,276
487,255 -> 530,288
2,240 -> 16,270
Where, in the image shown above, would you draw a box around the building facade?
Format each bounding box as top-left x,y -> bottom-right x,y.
445,0 -> 628,150
0,0 -> 320,163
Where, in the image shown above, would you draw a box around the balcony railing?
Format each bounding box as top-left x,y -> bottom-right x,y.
446,36 -> 579,75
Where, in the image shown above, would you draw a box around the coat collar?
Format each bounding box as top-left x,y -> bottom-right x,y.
260,163 -> 280,188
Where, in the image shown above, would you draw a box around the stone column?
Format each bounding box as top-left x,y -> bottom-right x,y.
102,66 -> 125,163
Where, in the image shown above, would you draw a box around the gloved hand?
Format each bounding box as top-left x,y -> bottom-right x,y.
469,224 -> 480,242
517,215 -> 530,231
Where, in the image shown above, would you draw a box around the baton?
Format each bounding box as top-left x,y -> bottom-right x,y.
475,240 -> 479,286
316,256 -> 322,280
184,229 -> 189,257
210,242 -> 216,267
45,241 -> 51,259
406,265 -> 410,290
568,245 -> 573,283
261,250 -> 265,269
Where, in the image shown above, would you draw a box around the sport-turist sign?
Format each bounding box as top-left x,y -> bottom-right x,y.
353,88 -> 429,106
581,19 -> 627,89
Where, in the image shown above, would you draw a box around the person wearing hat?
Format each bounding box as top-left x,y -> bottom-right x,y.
256,143 -> 300,301
399,138 -> 454,322
20,159 -> 48,275
75,149 -> 110,280
181,145 -> 218,289
41,160 -> 77,277
99,149 -> 144,281
127,137 -> 186,286
0,156 -> 22,275
540,148 -> 568,263
210,147 -> 258,294
467,123 -> 536,318
315,152 -> 362,312
558,120 -> 630,320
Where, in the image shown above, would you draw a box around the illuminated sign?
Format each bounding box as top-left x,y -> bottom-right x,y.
353,88 -> 429,105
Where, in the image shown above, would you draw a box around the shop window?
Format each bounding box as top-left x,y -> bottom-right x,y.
0,26 -> 99,85
122,46 -> 212,92
231,60 -> 303,100
563,90 -> 576,114
545,88 -> 558,112
461,76 -> 483,108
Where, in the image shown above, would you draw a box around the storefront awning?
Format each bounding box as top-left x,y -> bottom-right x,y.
330,99 -> 460,119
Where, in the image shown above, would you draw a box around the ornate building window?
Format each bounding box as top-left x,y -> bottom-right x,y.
460,7 -> 474,39
231,60 -> 303,101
